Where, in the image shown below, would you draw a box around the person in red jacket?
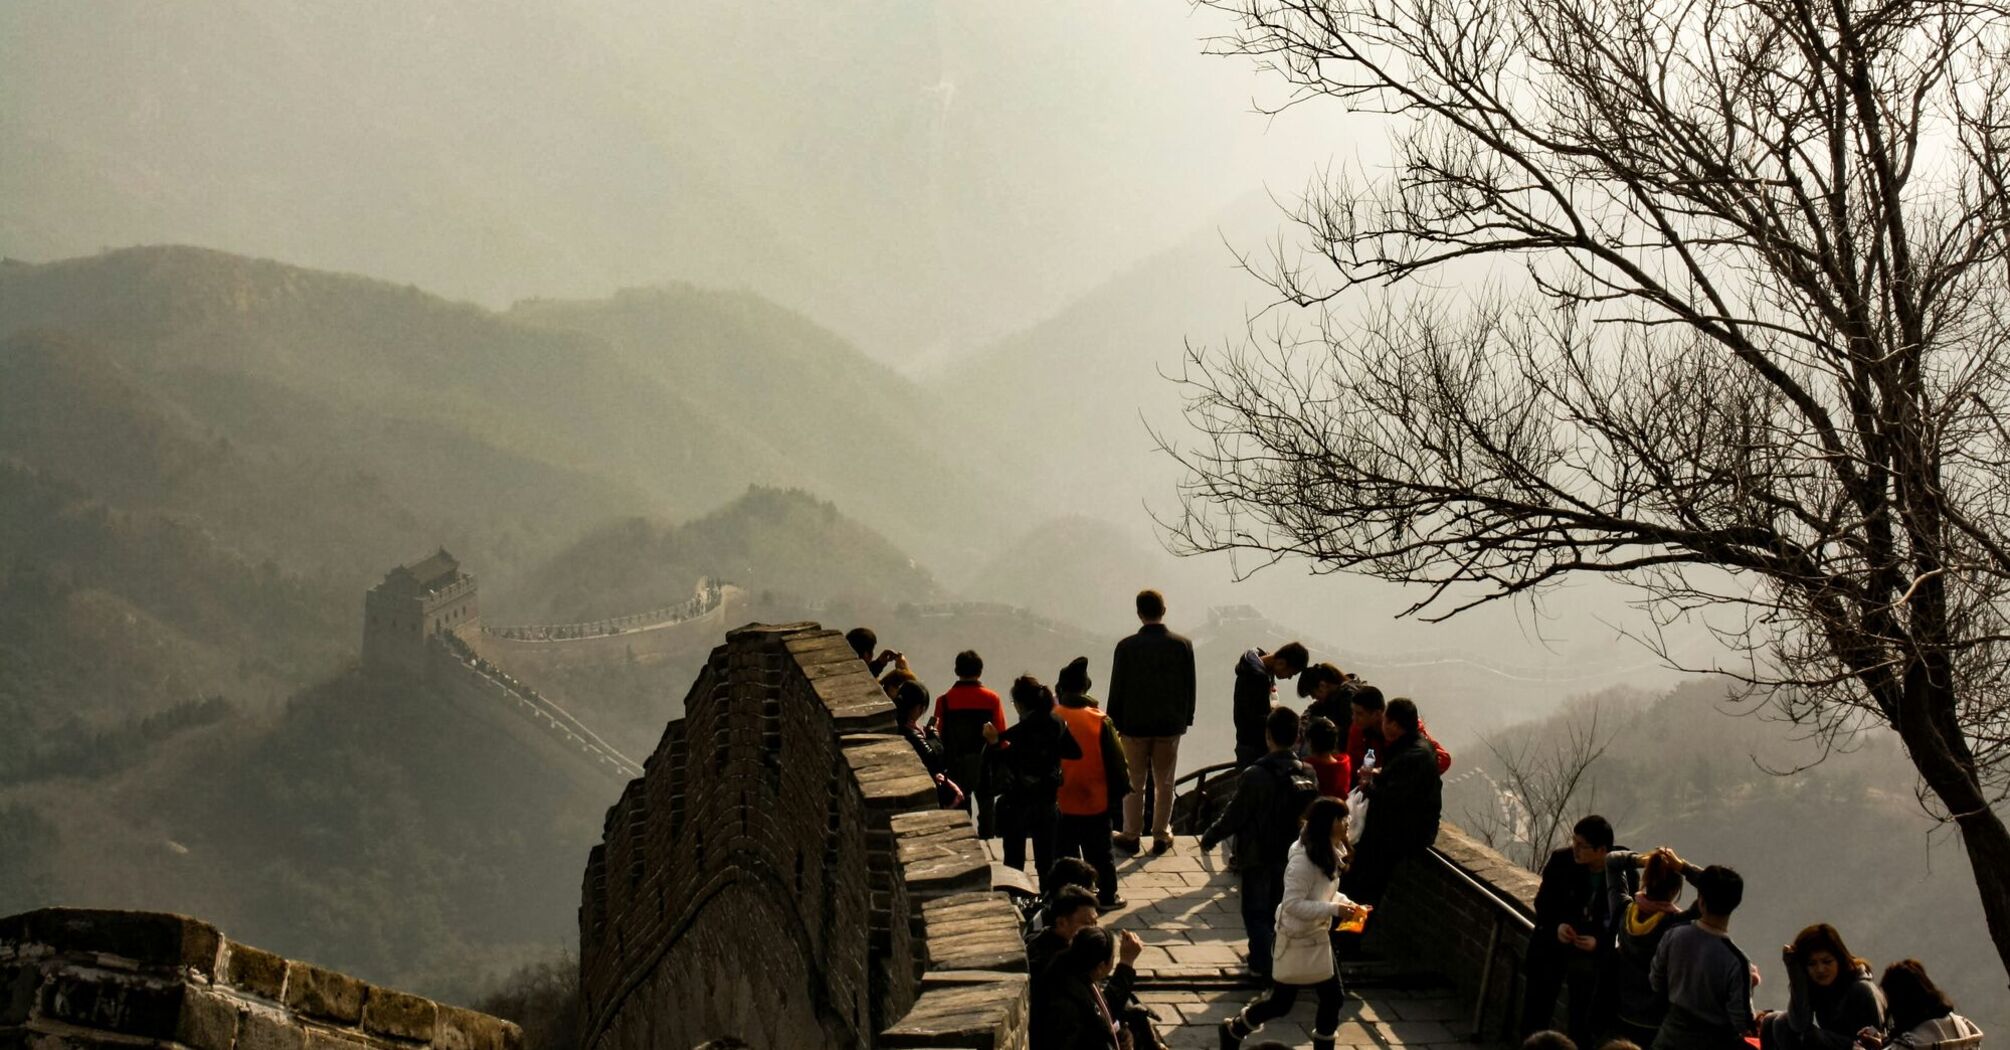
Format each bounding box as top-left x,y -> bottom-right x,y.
1343,685 -> 1450,787
935,649 -> 1007,835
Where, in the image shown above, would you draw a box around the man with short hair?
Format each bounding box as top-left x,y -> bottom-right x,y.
1343,686 -> 1451,788
1341,698 -> 1443,908
1521,815 -> 1631,1045
1650,867 -> 1756,1050
1200,705 -> 1318,979
1108,589 -> 1197,856
1296,663 -> 1356,736
844,626 -> 903,678
1233,642 -> 1309,767
934,650 -> 1006,836
1027,884 -> 1163,1049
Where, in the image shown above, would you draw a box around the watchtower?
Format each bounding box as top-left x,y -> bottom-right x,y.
362,548 -> 478,674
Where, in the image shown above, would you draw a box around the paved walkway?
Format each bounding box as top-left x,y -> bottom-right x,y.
993,835 -> 1471,1050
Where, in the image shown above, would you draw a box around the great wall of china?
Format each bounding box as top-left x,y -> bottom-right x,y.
4,551 -> 1560,1050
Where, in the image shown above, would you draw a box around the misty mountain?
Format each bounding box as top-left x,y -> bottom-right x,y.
500,486 -> 940,624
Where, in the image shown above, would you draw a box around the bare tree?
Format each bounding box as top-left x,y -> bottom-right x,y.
1476,705 -> 1615,871
1166,0 -> 2010,980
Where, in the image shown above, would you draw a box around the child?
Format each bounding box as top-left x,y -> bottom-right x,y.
1304,716 -> 1353,800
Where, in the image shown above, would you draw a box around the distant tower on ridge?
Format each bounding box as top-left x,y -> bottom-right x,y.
362,548 -> 478,674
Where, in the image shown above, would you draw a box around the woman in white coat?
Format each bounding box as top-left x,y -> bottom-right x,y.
1220,795 -> 1364,1050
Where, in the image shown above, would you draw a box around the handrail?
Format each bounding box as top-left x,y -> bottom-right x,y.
1422,847 -> 1535,930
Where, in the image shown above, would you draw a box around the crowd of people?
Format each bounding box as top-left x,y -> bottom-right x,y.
842,590 -> 1986,1050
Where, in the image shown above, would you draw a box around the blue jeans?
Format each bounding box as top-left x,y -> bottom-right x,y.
1240,866 -> 1284,977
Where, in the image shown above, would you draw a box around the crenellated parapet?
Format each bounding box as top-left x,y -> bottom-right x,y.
0,909 -> 520,1050
577,623 -> 1028,1050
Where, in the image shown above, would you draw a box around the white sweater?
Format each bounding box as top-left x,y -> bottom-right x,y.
1890,1014 -> 1984,1050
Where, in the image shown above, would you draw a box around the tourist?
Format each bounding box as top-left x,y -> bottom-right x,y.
1343,686 -> 1451,789
1759,925 -> 1888,1050
935,650 -> 1007,835
1649,866 -> 1756,1050
1865,960 -> 1983,1049
1303,717 -> 1351,800
1053,657 -> 1132,908
1339,698 -> 1443,909
1526,1033 -> 1579,1050
1028,884 -> 1103,975
985,675 -> 1082,883
1218,797 -> 1363,1050
1107,589 -> 1196,857
1521,815 -> 1628,1045
1199,705 -> 1319,979
1232,642 -> 1309,767
1030,926 -> 1143,1050
844,626 -> 904,678
1296,663 -> 1356,735
1607,848 -> 1705,1047
890,676 -> 963,810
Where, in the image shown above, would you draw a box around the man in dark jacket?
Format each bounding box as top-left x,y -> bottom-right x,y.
1232,642 -> 1309,767
1107,589 -> 1197,856
1520,814 -> 1628,1046
1341,697 -> 1443,908
1199,705 -> 1318,979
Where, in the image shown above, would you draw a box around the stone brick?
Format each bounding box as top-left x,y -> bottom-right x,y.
283,961 -> 365,1025
1,963 -> 40,1026
176,986 -> 244,1050
363,987 -> 437,1042
236,1011 -> 308,1050
434,1004 -> 517,1050
225,942 -> 290,1001
9,909 -> 224,977
39,969 -> 182,1039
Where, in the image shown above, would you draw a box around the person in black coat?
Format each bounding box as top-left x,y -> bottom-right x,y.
1107,589 -> 1197,855
985,675 -> 1083,884
1231,643 -> 1310,767
1200,705 -> 1318,980
1031,927 -> 1141,1050
1519,814 -> 1630,1047
1340,698 -> 1443,908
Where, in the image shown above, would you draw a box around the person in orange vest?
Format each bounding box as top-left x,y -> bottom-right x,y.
1051,656 -> 1134,909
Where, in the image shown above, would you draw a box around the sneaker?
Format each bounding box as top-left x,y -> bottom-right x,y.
1150,836 -> 1174,856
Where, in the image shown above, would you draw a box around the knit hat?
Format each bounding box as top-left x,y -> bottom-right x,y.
1057,656 -> 1092,694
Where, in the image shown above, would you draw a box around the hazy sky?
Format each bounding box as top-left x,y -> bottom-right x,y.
1,1 -> 1365,363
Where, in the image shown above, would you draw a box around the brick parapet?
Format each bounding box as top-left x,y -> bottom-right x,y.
577,623 -> 1026,1050
0,908 -> 520,1050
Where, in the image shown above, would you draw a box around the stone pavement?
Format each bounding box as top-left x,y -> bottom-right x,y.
991,835 -> 1474,1050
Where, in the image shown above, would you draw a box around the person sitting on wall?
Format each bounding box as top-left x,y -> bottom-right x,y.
1649,866 -> 1756,1050
1199,705 -> 1320,980
1758,925 -> 1889,1050
1520,815 -> 1630,1047
986,675 -> 1082,886
1232,643 -> 1310,768
1862,960 -> 1983,1050
935,649 -> 1007,836
1339,697 -> 1443,904
1030,926 -> 1144,1050
1026,882 -> 1167,1050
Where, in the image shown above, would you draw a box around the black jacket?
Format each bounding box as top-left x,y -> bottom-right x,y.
1106,624 -> 1197,738
1198,749 -> 1315,872
1030,970 -> 1127,1050
985,711 -> 1082,802
1356,730 -> 1443,858
1531,844 -> 1636,957
1232,649 -> 1276,759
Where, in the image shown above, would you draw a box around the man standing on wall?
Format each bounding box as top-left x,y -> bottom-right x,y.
1107,589 -> 1196,857
1521,815 -> 1628,1046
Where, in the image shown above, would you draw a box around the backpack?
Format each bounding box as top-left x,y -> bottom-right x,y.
1255,756 -> 1321,858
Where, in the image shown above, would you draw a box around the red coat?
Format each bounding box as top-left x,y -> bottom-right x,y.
1346,719 -> 1450,788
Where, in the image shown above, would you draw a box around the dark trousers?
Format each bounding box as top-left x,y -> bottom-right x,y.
1520,942 -> 1603,1045
1053,812 -> 1120,903
997,793 -> 1058,881
1241,973 -> 1345,1037
1239,866 -> 1285,978
947,752 -> 994,837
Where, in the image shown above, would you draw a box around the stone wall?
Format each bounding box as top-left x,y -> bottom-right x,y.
0,909 -> 519,1050
577,623 -> 1028,1050
1371,824 -> 1542,1041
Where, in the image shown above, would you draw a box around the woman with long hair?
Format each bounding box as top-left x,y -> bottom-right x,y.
1220,795 -> 1363,1050
985,674 -> 1082,885
1760,924 -> 1888,1050
1030,926 -> 1123,1050
1606,846 -> 1702,1044
1862,961 -> 1983,1050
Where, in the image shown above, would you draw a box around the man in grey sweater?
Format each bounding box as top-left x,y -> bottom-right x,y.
1651,865 -> 1756,1050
